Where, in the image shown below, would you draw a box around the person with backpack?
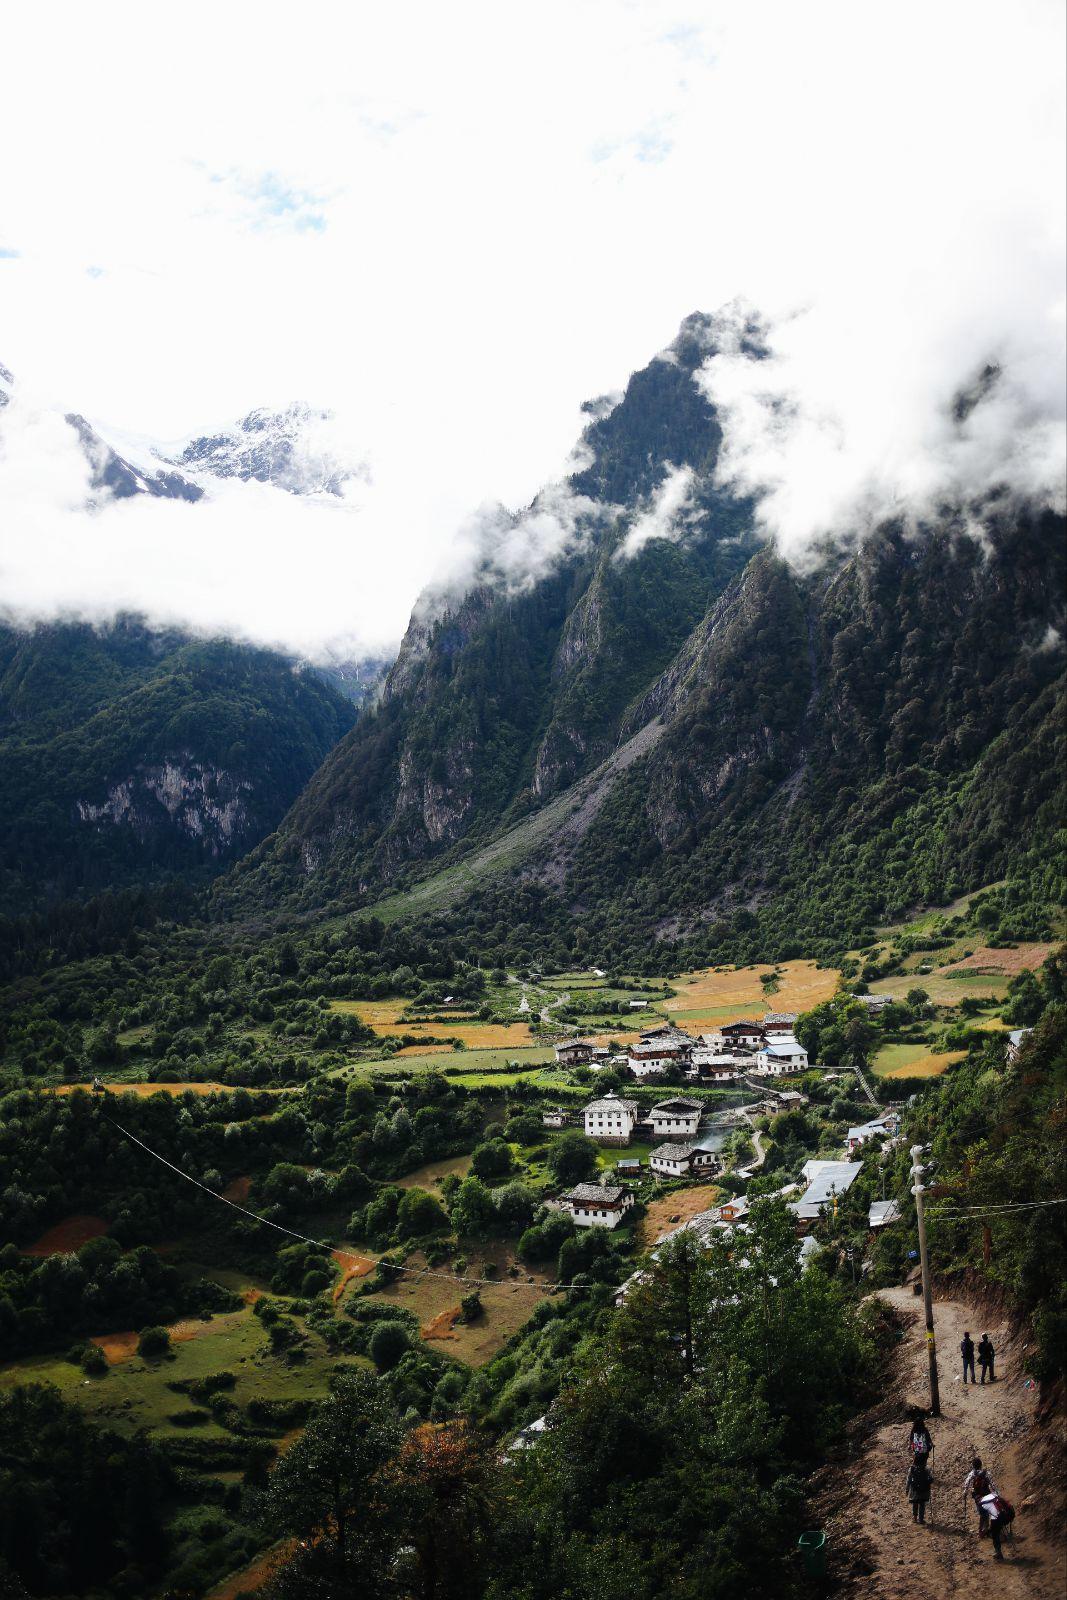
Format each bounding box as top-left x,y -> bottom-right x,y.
961,1330 -> 977,1384
963,1458 -> 993,1531
978,1489 -> 1014,1560
907,1413 -> 934,1458
978,1333 -> 996,1383
906,1451 -> 933,1524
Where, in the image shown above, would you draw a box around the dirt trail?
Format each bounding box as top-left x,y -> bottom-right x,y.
823,1286 -> 1064,1598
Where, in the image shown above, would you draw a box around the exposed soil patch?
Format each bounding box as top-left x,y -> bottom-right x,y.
222,1175 -> 252,1202
24,1213 -> 108,1255
422,1305 -> 462,1340
639,1184 -> 724,1246
331,1247 -> 376,1304
50,1081 -> 290,1098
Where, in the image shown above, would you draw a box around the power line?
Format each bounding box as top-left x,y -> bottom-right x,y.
926,1198 -> 1067,1217
103,1115 -> 596,1296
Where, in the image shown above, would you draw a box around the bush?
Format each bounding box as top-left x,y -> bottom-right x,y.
396,1187 -> 450,1239
546,1131 -> 599,1186
369,1320 -> 411,1371
460,1291 -> 483,1322
137,1325 -> 172,1359
81,1344 -> 108,1376
470,1139 -> 514,1182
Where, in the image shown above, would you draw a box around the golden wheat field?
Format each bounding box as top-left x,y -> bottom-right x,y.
665,959 -> 840,1025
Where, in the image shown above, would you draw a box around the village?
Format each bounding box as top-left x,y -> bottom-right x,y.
542,1013 -> 904,1259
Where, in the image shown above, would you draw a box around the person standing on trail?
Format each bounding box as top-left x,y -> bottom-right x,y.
963,1458 -> 993,1532
906,1451 -> 933,1524
907,1414 -> 934,1458
978,1334 -> 996,1383
961,1330 -> 977,1384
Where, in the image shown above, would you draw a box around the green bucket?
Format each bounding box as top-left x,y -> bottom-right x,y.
798,1529 -> 827,1578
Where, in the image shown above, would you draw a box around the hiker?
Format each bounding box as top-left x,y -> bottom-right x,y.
906,1451 -> 933,1524
963,1457 -> 993,1532
978,1333 -> 996,1383
961,1330 -> 977,1384
978,1489 -> 1013,1560
907,1414 -> 934,1458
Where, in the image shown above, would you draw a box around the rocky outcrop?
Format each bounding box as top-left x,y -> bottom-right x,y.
76,759 -> 252,853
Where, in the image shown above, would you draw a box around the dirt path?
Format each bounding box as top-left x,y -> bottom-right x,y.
823,1286 -> 1064,1598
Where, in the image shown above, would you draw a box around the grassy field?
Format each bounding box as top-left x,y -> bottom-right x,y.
48,1081 -> 295,1099
0,1301 -> 368,1440
872,1042 -> 967,1079
393,1154 -> 472,1191
353,1244 -> 555,1365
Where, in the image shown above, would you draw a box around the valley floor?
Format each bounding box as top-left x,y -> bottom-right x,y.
816,1286 -> 1065,1599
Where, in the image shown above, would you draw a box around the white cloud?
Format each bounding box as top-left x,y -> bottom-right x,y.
618,463 -> 698,558
0,0 -> 1063,649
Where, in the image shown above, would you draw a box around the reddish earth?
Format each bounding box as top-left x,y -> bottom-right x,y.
24,1214 -> 108,1255
91,1310 -> 247,1365
222,1175 -> 252,1202
331,1247 -> 376,1303
422,1305 -> 462,1341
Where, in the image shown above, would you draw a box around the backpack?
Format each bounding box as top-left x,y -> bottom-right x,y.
971,1469 -> 991,1499
992,1495 -> 1015,1526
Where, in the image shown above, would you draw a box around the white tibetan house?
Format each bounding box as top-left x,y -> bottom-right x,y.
562,1182 -> 635,1229
649,1097 -> 702,1139
583,1092 -> 639,1146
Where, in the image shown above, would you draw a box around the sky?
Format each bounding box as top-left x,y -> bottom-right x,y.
1,0 -> 1064,658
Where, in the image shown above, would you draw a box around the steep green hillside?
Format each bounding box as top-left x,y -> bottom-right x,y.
219,315 -> 757,913
0,618 -> 356,910
216,314 -> 1064,970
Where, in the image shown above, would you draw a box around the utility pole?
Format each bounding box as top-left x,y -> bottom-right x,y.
910,1144 -> 940,1416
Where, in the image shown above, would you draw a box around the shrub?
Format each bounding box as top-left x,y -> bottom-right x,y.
396,1187 -> 450,1239
137,1325 -> 172,1359
460,1291 -> 483,1322
369,1320 -> 410,1371
470,1139 -> 514,1182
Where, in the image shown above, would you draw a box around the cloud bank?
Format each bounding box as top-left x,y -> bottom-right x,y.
0,0 -> 1063,651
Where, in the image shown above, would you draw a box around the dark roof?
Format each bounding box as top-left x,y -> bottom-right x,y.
585,1095 -> 639,1115
651,1097 -> 702,1114
651,1142 -> 696,1161
565,1183 -> 627,1205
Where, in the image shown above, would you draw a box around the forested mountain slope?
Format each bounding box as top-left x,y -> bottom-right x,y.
219,316 -> 1065,968
220,314 -> 758,908
0,618 -> 356,911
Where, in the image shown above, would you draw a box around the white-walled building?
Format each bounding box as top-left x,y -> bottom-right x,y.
753,1040 -> 808,1075
650,1097 -> 702,1139
562,1182 -> 635,1229
711,1020 -> 768,1051
541,1107 -> 569,1128
650,1142 -> 698,1178
583,1092 -> 639,1145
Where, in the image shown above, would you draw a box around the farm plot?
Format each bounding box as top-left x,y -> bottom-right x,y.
872,1043 -> 967,1079
665,960 -> 840,1025
639,1183 -> 725,1246
329,1000 -> 536,1049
